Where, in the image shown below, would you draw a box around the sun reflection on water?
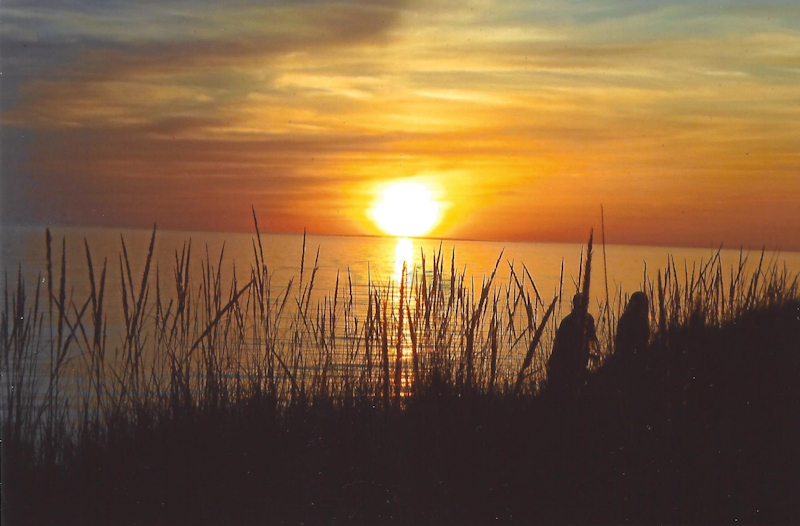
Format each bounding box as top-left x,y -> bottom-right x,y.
390,237 -> 418,396
394,237 -> 414,284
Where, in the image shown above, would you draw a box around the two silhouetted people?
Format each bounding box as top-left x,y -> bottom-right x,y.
547,293 -> 599,394
547,291 -> 651,395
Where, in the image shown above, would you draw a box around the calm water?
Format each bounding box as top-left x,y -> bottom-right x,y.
3,224 -> 800,321
3,224 -> 800,398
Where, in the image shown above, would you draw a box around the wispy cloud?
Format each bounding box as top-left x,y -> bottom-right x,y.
2,0 -> 799,249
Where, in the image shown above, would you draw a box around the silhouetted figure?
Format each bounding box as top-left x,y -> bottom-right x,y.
547,293 -> 599,393
615,292 -> 650,359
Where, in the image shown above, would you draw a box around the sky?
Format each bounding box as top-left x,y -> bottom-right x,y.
2,0 -> 799,250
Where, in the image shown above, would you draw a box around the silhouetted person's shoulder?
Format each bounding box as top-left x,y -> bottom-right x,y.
555,311 -> 580,334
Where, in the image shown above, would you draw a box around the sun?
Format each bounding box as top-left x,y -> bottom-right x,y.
372,182 -> 440,237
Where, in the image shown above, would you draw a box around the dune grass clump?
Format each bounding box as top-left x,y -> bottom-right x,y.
2,218 -> 799,525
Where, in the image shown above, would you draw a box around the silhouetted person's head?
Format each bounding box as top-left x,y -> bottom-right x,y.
627,291 -> 649,317
572,293 -> 584,311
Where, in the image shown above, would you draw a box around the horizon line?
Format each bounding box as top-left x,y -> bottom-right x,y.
2,219 -> 798,256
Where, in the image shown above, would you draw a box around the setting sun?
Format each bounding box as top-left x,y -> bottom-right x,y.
372,183 -> 440,237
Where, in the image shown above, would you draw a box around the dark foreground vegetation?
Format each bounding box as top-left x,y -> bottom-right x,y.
3,222 -> 800,525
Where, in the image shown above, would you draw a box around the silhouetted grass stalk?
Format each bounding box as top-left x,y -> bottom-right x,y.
2,222 -> 799,475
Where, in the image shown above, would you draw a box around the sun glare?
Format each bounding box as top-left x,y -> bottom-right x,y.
372,182 -> 439,237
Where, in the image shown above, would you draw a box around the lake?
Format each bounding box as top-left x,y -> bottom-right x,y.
3,223 -> 800,402
3,224 -> 799,365
4,224 -> 798,304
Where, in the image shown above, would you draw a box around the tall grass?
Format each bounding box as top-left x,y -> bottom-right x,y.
2,218 -> 799,487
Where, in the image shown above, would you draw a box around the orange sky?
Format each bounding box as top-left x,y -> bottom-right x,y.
2,1 -> 799,250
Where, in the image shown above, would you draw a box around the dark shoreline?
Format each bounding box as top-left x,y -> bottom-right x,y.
3,228 -> 800,525
4,300 -> 800,525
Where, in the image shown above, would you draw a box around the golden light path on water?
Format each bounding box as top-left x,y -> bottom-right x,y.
391,237 -> 417,394
394,237 -> 414,284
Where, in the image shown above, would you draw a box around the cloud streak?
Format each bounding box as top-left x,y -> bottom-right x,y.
2,0 -> 799,249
